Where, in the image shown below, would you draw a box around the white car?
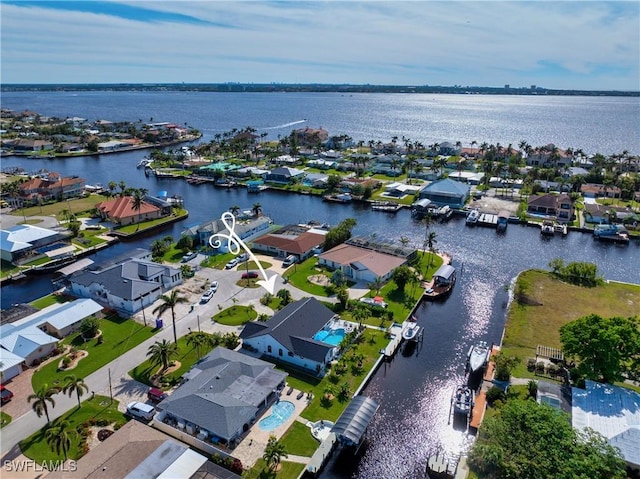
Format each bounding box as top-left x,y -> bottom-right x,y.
127,401 -> 156,421
181,251 -> 198,262
225,258 -> 238,269
359,297 -> 388,308
209,281 -> 219,293
200,289 -> 215,303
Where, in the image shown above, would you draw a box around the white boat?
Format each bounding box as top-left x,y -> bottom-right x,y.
466,209 -> 479,225
453,385 -> 474,417
137,158 -> 152,168
553,223 -> 568,235
540,221 -> 555,236
402,322 -> 421,341
466,341 -> 490,373
438,205 -> 453,221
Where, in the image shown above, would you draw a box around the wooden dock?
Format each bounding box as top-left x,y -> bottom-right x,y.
476,213 -> 498,227
469,390 -> 486,430
381,323 -> 404,358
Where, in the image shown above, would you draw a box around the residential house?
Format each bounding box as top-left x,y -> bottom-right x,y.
527,193 -> 574,223
0,325 -> 58,366
155,347 -> 287,448
18,172 -> 85,204
318,238 -> 416,283
251,225 -> 326,260
304,173 -> 329,188
95,195 -> 164,226
240,298 -> 339,375
525,144 -> 573,167
572,380 -> 640,470
198,162 -> 241,178
383,182 -> 421,199
438,142 -> 461,156
265,167 -> 305,184
97,140 -> 130,152
69,256 -> 182,315
0,348 -> 26,382
581,183 -> 621,199
0,224 -> 64,263
293,127 -> 329,147
12,139 -> 53,151
183,215 -> 272,250
307,159 -> 338,170
417,178 -> 470,208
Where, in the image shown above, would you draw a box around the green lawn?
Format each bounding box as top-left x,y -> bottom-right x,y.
0,412 -> 11,429
20,395 -> 127,464
160,243 -> 187,263
244,260 -> 272,270
30,293 -> 70,309
283,258 -> 331,297
32,314 -> 157,391
10,194 -> 109,220
280,328 -> 388,423
71,229 -> 109,248
201,252 -> 236,269
370,190 -> 417,205
115,209 -> 188,235
278,421 -> 319,457
502,270 -> 640,379
213,305 -> 257,326
0,260 -> 23,279
244,459 -> 306,479
129,334 -> 216,389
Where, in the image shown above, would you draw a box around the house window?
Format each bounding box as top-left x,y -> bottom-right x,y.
278,349 -> 283,356
267,345 -> 272,353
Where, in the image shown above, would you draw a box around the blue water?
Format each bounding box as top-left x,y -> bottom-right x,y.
258,401 -> 295,432
314,328 -> 346,346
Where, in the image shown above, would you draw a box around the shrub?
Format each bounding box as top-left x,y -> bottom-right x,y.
526,358 -> 536,371
80,317 -> 100,338
486,386 -> 507,405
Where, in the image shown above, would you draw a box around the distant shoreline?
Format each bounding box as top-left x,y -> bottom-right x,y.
2,83 -> 638,97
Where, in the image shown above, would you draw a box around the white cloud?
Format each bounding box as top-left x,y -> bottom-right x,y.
1,1 -> 638,89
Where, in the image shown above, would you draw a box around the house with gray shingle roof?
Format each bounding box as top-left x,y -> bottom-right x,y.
240,297 -> 339,376
155,347 -> 287,447
69,257 -> 182,315
418,178 -> 470,208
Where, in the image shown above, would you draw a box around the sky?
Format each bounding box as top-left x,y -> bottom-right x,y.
1,1 -> 638,90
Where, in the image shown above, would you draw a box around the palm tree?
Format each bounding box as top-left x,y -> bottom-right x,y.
45,420 -> 76,461
152,290 -> 189,344
252,202 -> 262,217
368,276 -> 384,295
28,384 -> 58,424
421,212 -> 434,257
118,180 -> 127,196
229,205 -> 240,217
425,231 -> 438,267
186,332 -> 214,359
107,181 -> 117,197
63,375 -> 88,409
132,189 -> 145,231
147,339 -> 179,372
263,435 -> 288,472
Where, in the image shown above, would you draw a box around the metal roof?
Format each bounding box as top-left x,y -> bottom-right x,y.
434,264 -> 455,280
331,396 -> 379,446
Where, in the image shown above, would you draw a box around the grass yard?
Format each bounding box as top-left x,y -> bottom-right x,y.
30,293 -> 70,309
115,209 -> 188,235
20,395 -> 127,464
278,421 -> 319,457
129,333 -> 217,389
370,190 -> 417,205
213,305 -> 257,326
201,252 -> 236,269
244,459 -> 306,479
11,194 -> 109,220
502,270 -> 640,379
244,260 -> 272,270
0,260 -> 23,279
32,314 -> 157,391
0,412 -> 11,429
283,257 -> 331,297
160,243 -> 187,263
281,328 -> 388,423
71,229 -> 109,248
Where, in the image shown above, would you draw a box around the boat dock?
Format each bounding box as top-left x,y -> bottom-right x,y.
476,212 -> 499,227
381,323 -> 404,359
469,345 -> 500,432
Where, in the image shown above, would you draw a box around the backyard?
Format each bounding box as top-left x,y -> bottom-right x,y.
213,305 -> 258,326
31,314 -> 157,391
10,194 -> 109,220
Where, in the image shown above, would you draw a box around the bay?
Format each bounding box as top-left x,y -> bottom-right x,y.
1,91 -> 639,478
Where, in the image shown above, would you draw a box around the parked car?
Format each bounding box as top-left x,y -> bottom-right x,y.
241,271 -> 259,279
181,251 -> 198,262
147,387 -> 167,403
359,297 -> 388,308
209,281 -> 219,293
0,385 -> 14,404
237,253 -> 249,263
282,255 -> 298,267
200,289 -> 215,303
225,258 -> 238,269
126,401 -> 156,421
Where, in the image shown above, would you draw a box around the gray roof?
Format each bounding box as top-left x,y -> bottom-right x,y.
239,298 -> 336,362
71,258 -> 174,300
158,348 -> 287,441
331,395 -> 379,446
433,264 -> 456,280
420,178 -> 470,197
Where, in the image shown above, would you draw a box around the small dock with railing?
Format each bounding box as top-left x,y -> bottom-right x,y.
380,323 -> 404,359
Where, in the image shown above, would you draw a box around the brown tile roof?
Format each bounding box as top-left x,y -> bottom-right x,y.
96,196 -> 159,221
319,244 -> 406,277
253,231 -> 325,255
581,183 -> 621,195
527,193 -> 558,208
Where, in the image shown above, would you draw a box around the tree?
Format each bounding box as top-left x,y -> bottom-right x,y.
469,399 -> 625,479
425,231 -> 438,267
368,276 -> 384,295
45,420 -> 77,461
63,374 -> 89,408
252,202 -> 262,217
176,235 -> 194,253
263,435 -> 288,472
152,290 -> 189,344
186,332 -> 213,359
132,189 -> 145,231
391,265 -> 415,293
229,205 -> 240,216
79,316 -> 100,338
336,287 -> 349,310
323,218 -> 357,251
150,239 -> 170,259
276,288 -> 292,307
560,314 -> 640,383
147,339 -> 179,372
28,384 -> 58,424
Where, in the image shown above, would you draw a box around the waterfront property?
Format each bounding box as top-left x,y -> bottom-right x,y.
526,193 -> 574,223
251,224 -> 326,260
580,183 -> 622,199
95,194 -> 170,226
239,297 -> 341,376
265,166 -> 305,184
0,224 -> 66,263
182,215 -> 272,250
17,171 -> 85,205
68,252 -> 182,315
0,348 -> 26,381
155,347 -> 287,449
417,178 -> 470,208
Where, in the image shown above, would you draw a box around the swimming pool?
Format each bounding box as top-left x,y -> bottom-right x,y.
313,328 -> 346,346
258,401 -> 295,431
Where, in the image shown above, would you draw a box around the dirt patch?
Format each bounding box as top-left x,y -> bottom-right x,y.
309,274 -> 330,286
471,195 -> 520,215
58,350 -> 89,371
86,425 -> 115,450
150,361 -> 182,387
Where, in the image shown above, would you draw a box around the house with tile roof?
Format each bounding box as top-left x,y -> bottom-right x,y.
318,243 -> 409,283
17,172 -> 85,204
527,193 -> 574,223
265,166 -> 305,184
417,178 -> 470,208
69,257 -> 182,315
155,347 -> 287,447
251,225 -> 326,260
239,297 -> 339,376
95,195 -> 165,226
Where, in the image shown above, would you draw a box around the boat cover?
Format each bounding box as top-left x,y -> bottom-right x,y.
331,396 -> 379,446
434,264 -> 455,281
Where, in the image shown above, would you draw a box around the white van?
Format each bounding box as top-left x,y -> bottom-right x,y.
282,255 -> 297,267
127,401 -> 156,421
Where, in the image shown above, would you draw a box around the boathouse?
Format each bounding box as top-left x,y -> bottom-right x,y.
331,396 -> 380,448
433,264 -> 456,287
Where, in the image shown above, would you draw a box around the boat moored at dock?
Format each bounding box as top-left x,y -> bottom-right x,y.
452,385 -> 474,417
540,220 -> 555,236
466,341 -> 491,374
370,200 -> 402,213
593,224 -> 629,243
465,208 -> 480,225
402,321 -> 421,341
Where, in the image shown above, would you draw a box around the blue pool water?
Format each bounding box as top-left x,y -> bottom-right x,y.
258,401 -> 295,431
313,328 -> 346,346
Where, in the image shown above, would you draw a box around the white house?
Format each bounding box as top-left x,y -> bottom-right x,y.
318,243 -> 408,283
0,348 -> 26,381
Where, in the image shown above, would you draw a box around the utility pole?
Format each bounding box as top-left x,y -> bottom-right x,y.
197,315 -> 201,332
108,368 -> 113,403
